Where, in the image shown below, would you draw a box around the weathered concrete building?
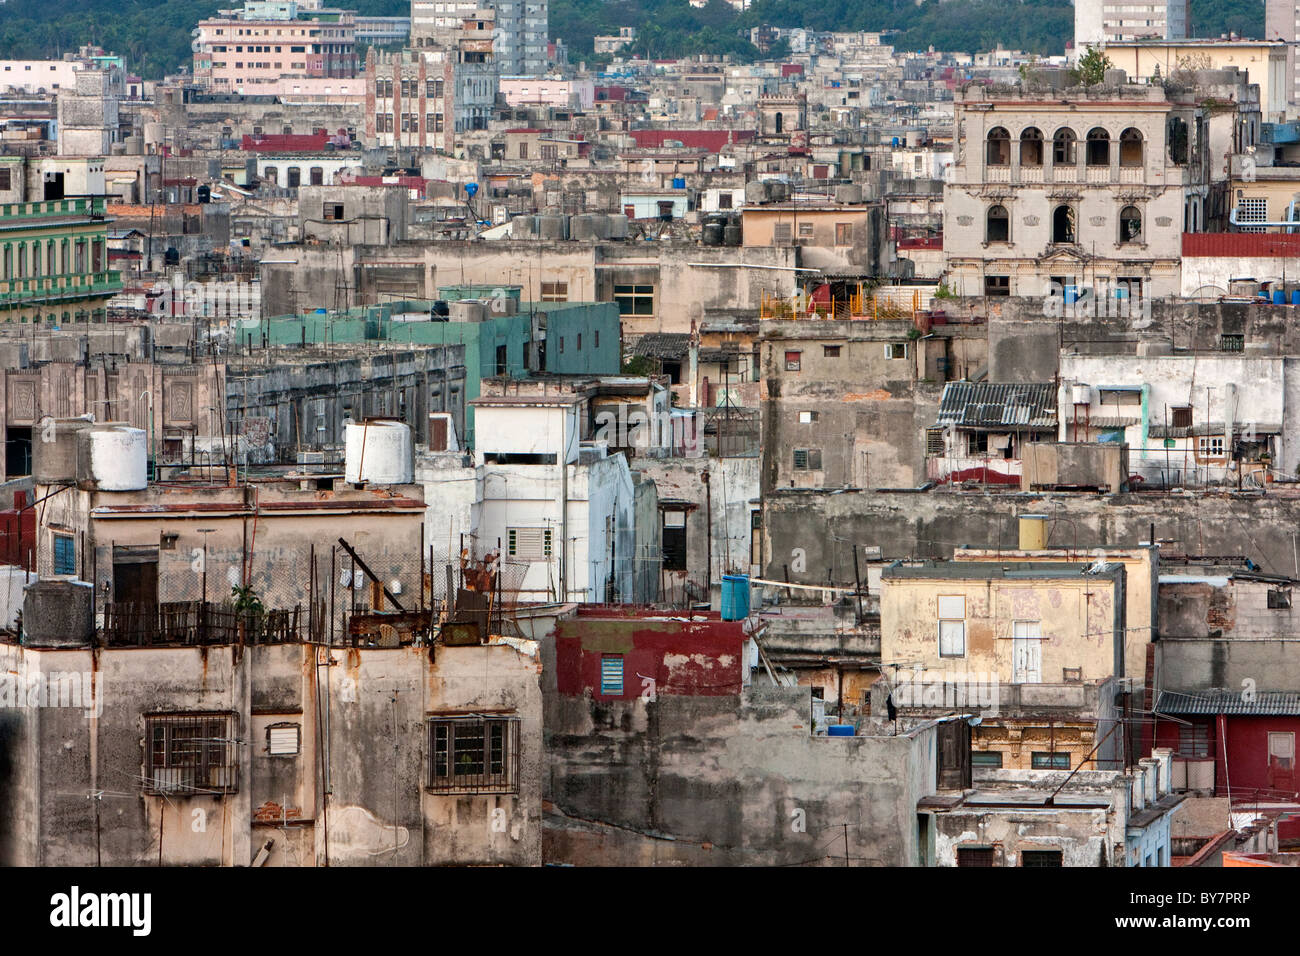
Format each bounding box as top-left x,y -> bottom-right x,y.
542,605 -> 955,866
0,580 -> 543,866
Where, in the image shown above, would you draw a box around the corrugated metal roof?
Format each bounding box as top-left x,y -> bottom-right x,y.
1183,232 -> 1300,258
936,382 -> 1057,429
1155,690 -> 1300,716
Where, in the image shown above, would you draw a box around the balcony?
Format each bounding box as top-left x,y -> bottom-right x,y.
1052,165 -> 1078,183
1118,165 -> 1145,184
0,271 -> 123,309
1018,166 -> 1044,184
985,165 -> 1012,183
1086,165 -> 1111,184
0,195 -> 107,225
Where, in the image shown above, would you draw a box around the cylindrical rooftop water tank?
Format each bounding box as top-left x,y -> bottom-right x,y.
344,420 -> 413,485
78,425 -> 148,491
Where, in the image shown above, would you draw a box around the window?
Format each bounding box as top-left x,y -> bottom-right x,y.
799,411 -> 819,424
1021,850 -> 1063,867
823,345 -> 841,358
613,284 -> 654,316
1031,752 -> 1070,769
1237,196 -> 1268,233
427,716 -> 519,793
507,527 -> 553,559
496,343 -> 508,375
984,275 -> 1010,296
1219,333 -> 1245,352
1171,406 -> 1192,428
600,656 -> 624,696
784,350 -> 802,371
1052,128 -> 1076,165
1086,127 -> 1110,166
718,193 -> 733,209
986,204 -> 1009,242
540,281 -> 568,302
662,510 -> 687,571
1269,588 -> 1292,609
1119,205 -> 1142,243
797,222 -> 814,240
323,203 -> 345,221
926,428 -> 946,456
793,448 -> 822,470
1019,127 -> 1043,166
773,222 -> 792,245
885,343 -> 908,360
1119,128 -> 1143,167
1178,721 -> 1210,758
0,169 -> 10,191
1052,205 -> 1076,244
1197,435 -> 1225,459
971,751 -> 1003,768
144,713 -> 239,794
266,722 -> 301,756
957,846 -> 995,867
1167,117 -> 1189,165
938,594 -> 965,658
986,127 -> 1010,166
53,533 -> 75,575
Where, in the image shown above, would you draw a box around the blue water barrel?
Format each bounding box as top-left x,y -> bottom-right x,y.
720,574 -> 750,620
891,136 -> 899,146
1274,289 -> 1286,304
1064,285 -> 1078,304
1291,290 -> 1300,305
827,724 -> 854,736
672,177 -> 685,189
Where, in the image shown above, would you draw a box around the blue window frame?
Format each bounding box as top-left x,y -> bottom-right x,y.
600,655 -> 624,696
52,533 -> 75,575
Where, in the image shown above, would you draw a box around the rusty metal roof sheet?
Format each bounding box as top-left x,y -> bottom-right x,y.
936,382 -> 1057,429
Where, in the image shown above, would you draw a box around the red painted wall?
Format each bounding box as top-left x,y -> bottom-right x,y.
555,608 -> 745,700
1154,714 -> 1300,802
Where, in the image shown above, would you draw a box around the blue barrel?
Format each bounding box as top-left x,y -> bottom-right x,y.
1064,285 -> 1077,304
1291,290 -> 1300,305
1275,289 -> 1287,304
720,574 -> 750,620
672,177 -> 685,189
827,724 -> 854,737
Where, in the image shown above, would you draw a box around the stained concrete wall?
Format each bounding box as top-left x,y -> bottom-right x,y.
542,617 -> 939,866
0,638 -> 543,866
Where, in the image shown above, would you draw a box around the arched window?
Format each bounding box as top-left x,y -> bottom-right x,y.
987,204 -> 1010,242
986,126 -> 1011,166
1119,128 -> 1143,167
1119,205 -> 1142,243
263,165 -> 278,186
1052,128 -> 1076,165
1020,127 -> 1043,166
1086,128 -> 1110,166
1052,205 -> 1076,244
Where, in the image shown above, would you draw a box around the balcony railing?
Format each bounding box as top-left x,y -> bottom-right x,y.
101,600 -> 313,647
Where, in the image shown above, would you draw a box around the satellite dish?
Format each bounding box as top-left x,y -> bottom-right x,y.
390,580 -> 403,595
339,570 -> 352,587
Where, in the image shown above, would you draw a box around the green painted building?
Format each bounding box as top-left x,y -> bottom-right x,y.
0,195 -> 122,324
244,297 -> 622,447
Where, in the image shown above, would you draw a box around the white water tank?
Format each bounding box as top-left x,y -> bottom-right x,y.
1070,383 -> 1091,405
344,420 -> 413,485
77,425 -> 148,491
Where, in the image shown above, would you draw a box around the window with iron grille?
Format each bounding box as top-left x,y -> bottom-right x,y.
1237,197 -> 1268,233
957,846 -> 995,867
1178,721 -> 1211,758
427,716 -> 519,794
971,751 -> 1003,768
1021,849 -> 1063,867
793,448 -> 822,470
1219,333 -> 1244,352
540,281 -> 568,302
144,713 -> 239,794
926,428 -> 945,456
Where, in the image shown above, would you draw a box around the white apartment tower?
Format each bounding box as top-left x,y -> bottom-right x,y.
1267,0 -> 1300,106
1074,0 -> 1189,53
412,0 -> 547,76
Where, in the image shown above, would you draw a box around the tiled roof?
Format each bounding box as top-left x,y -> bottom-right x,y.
1155,690 -> 1300,716
632,332 -> 691,360
936,382 -> 1056,429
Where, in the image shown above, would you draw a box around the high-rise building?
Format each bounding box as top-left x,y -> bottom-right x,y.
1074,0 -> 1189,55
1266,0 -> 1300,106
192,1 -> 359,92
412,0 -> 547,76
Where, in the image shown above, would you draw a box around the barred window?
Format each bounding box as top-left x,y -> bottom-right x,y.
427,716 -> 520,794
144,713 -> 239,794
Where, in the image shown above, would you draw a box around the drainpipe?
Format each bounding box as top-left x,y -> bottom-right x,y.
702,468 -> 711,604
688,318 -> 699,408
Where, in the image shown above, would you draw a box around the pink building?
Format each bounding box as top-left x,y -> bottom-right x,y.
193,6 -> 359,91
